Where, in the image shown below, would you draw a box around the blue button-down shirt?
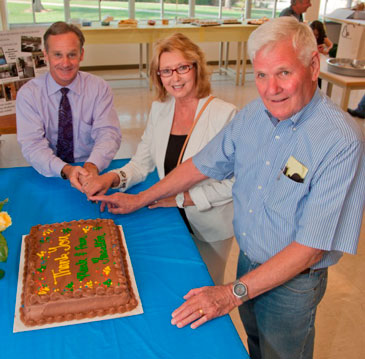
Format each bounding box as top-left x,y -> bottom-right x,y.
16,71 -> 121,177
193,90 -> 365,268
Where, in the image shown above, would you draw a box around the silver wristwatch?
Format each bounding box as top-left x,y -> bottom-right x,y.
175,192 -> 185,208
232,280 -> 249,302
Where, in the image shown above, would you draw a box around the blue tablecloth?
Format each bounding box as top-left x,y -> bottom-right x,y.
0,159 -> 249,359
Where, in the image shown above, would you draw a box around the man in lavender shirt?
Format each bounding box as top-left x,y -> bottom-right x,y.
16,22 -> 121,192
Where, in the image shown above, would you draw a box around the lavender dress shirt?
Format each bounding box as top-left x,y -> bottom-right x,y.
16,71 -> 121,177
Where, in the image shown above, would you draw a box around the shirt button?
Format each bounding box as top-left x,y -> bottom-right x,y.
275,135 -> 280,140
292,127 -> 297,131
258,185 -> 262,190
242,232 -> 246,236
249,209 -> 253,213
266,161 -> 270,166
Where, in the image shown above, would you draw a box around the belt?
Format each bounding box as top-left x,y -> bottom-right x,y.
299,268 -> 322,275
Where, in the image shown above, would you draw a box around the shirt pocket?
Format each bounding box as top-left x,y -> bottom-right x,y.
78,117 -> 93,143
263,173 -> 308,218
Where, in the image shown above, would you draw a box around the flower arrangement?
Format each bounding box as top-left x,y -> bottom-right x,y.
0,198 -> 12,263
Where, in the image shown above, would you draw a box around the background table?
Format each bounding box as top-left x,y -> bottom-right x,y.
82,23 -> 258,86
319,56 -> 365,111
0,159 -> 249,359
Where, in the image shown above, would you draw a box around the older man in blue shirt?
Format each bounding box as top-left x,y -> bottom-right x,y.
92,17 -> 365,359
16,22 -> 121,192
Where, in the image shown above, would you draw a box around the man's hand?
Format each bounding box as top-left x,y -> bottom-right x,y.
78,162 -> 99,187
171,284 -> 240,329
90,192 -> 145,214
61,164 -> 89,192
83,172 -> 119,198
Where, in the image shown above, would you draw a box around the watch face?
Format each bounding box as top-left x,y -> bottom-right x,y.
234,283 -> 247,297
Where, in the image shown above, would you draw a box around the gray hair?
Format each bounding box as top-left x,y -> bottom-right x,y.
247,17 -> 317,66
43,21 -> 85,52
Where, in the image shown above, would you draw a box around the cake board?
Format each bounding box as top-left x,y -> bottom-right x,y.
13,225 -> 143,332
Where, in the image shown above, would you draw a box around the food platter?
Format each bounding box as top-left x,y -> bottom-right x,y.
326,58 -> 365,77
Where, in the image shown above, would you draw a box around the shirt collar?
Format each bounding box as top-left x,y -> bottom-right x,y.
46,71 -> 82,96
265,88 -> 322,128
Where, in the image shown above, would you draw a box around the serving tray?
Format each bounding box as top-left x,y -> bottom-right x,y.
327,58 -> 365,77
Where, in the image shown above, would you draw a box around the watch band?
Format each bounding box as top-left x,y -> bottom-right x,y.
110,169 -> 127,189
175,192 -> 185,208
60,169 -> 68,180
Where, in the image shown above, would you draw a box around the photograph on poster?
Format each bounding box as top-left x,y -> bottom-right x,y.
33,52 -> 46,69
3,79 -> 29,102
0,28 -> 45,116
0,85 -> 5,101
17,56 -> 35,79
21,35 -> 42,53
0,47 -> 6,65
0,63 -> 18,80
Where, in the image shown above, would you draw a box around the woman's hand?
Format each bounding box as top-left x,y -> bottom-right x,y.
83,172 -> 119,198
90,192 -> 144,214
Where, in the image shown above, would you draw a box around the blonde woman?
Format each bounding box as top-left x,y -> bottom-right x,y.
84,33 -> 237,284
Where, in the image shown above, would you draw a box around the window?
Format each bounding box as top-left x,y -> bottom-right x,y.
319,0 -> 354,18
6,0 -> 355,26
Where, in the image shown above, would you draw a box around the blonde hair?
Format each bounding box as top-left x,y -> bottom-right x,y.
150,33 -> 211,101
248,17 -> 317,66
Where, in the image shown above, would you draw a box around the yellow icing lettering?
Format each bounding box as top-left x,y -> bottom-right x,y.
48,233 -> 71,253
51,251 -> 71,284
52,268 -> 71,285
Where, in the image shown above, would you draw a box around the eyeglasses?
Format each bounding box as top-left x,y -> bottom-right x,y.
157,64 -> 194,78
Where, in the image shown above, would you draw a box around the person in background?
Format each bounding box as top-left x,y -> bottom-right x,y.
83,33 -> 237,285
348,95 -> 365,119
279,0 -> 311,22
91,17 -> 365,359
310,20 -> 333,55
16,21 -> 121,192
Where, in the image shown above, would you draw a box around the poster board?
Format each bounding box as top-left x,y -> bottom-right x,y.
0,27 -> 47,119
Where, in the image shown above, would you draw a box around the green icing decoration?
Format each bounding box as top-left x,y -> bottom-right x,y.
65,281 -> 74,291
103,279 -> 112,287
36,265 -> 46,273
62,228 -> 72,234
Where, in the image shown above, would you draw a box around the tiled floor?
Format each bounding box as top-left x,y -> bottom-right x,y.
1,67 -> 364,358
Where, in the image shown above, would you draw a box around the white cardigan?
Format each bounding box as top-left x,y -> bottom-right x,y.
113,96 -> 237,242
